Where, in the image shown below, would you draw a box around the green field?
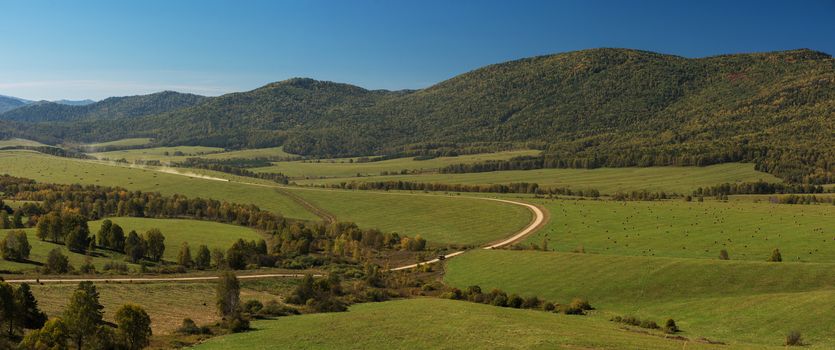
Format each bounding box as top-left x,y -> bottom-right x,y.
0,217 -> 262,272
0,151 -> 536,245
83,137 -> 153,149
296,163 -> 780,194
288,188 -> 533,246
254,150 -> 541,179
28,279 -> 297,335
194,298 -> 757,350
445,250 -> 835,348
90,146 -> 295,163
0,151 -> 316,220
90,145 -> 225,162
523,198 -> 835,262
0,138 -> 47,148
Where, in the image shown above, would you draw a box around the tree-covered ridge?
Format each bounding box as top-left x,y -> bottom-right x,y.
0,90 -> 207,123
6,48 -> 835,183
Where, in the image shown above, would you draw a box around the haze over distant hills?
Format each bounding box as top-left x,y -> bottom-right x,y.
0,94 -> 97,113
1,48 -> 832,183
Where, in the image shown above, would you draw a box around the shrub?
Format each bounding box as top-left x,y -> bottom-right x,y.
542,302 -> 555,311
242,300 -> 264,315
664,319 -> 679,333
768,248 -> 783,262
521,296 -> 541,309
786,330 -> 803,346
491,294 -> 508,307
258,300 -> 299,318
43,248 -> 72,274
507,294 -> 523,308
176,318 -> 203,335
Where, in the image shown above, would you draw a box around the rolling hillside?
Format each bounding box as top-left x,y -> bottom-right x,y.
7,48 -> 835,182
0,90 -> 206,123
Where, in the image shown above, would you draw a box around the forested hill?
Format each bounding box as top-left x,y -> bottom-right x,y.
0,95 -> 29,113
0,91 -> 207,122
5,48 -> 835,183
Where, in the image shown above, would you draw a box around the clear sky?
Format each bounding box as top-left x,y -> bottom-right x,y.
1,0 -> 833,101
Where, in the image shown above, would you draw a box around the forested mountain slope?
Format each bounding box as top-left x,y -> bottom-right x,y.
0,95 -> 29,113
4,48 -> 833,182
0,90 -> 206,122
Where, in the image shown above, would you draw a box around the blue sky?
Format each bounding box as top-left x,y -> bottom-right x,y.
1,0 -> 833,100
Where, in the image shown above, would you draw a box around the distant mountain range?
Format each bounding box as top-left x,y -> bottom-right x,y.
0,95 -> 97,113
1,48 -> 832,183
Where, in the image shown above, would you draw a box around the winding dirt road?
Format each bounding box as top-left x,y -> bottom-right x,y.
4,160 -> 547,283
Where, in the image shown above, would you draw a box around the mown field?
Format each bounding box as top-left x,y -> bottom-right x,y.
0,218 -> 262,272
194,298 -> 760,350
253,150 -> 541,179
296,163 -> 780,194
0,151 -> 317,220
287,188 -> 533,246
445,250 -> 835,348
28,278 -> 299,335
523,198 -> 835,262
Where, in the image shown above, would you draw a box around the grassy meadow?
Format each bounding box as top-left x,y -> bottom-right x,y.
0,138 -> 48,148
287,188 -> 533,246
295,162 -> 780,194
0,150 -> 317,220
445,250 -> 835,348
253,149 -> 541,179
90,146 -> 295,163
82,137 -> 154,149
90,145 -> 226,162
523,198 -> 835,262
0,217 -> 262,273
28,278 -> 299,335
193,298 -> 761,350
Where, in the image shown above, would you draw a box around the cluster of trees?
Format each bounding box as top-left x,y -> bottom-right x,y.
1,230 -> 31,261
172,158 -> 289,184
694,181 -> 827,197
321,180 -> 604,197
0,282 -> 47,341
611,191 -> 678,201
0,208 -> 25,229
35,210 -> 92,252
771,195 -> 834,205
285,274 -> 347,312
0,175 -> 292,235
17,282 -> 152,350
442,285 -> 594,315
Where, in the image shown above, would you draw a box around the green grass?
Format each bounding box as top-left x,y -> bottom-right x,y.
524,198 -> 835,262
0,217 -> 262,272
193,298 -> 757,350
445,250 -> 835,348
90,145 -> 225,162
254,150 -> 541,179
83,137 -> 153,149
287,188 -> 532,246
90,146 -> 295,163
0,151 -> 316,220
0,138 -> 47,148
296,163 -> 781,194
